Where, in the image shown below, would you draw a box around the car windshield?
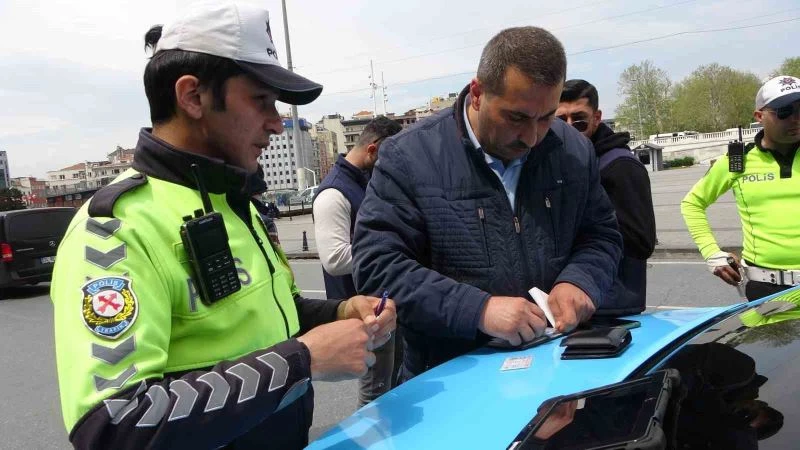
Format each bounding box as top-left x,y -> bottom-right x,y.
653,288 -> 800,449
518,288 -> 800,450
4,209 -> 75,241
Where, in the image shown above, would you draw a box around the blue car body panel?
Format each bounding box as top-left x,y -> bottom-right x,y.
308,306 -> 737,450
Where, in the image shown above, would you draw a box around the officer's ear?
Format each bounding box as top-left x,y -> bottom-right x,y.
174,75 -> 204,120
753,109 -> 763,123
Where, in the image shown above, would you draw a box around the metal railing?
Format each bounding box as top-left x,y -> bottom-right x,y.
630,127 -> 760,148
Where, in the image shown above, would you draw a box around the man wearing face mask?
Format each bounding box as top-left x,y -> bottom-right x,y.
313,116 -> 402,404
353,27 -> 622,382
557,79 -> 656,315
682,75 -> 800,300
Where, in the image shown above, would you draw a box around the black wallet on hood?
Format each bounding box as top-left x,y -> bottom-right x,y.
559,326 -> 632,359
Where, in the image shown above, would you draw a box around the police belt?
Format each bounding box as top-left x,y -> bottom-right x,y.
744,265 -> 800,286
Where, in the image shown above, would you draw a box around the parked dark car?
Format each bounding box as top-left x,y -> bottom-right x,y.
0,207 -> 76,289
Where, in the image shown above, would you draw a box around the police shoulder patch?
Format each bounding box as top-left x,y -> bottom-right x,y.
81,276 -> 139,340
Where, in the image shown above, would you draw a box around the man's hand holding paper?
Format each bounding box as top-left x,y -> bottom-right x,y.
531,284 -> 596,333
478,296 -> 548,346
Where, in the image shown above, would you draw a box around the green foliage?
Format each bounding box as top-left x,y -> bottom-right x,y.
0,188 -> 26,211
672,64 -> 761,133
663,156 -> 695,169
614,60 -> 674,140
615,58 -> 800,137
771,57 -> 800,78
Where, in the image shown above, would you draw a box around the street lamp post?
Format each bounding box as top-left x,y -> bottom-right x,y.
281,0 -> 303,188
630,78 -> 644,141
298,167 -> 317,189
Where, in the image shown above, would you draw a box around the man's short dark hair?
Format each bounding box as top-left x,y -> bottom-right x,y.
477,27 -> 566,95
561,79 -> 599,111
356,116 -> 403,147
143,25 -> 246,124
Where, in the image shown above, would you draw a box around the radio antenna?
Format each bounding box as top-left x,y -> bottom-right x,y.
190,164 -> 214,214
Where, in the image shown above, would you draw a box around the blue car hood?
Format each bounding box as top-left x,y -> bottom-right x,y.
308,306 -> 733,449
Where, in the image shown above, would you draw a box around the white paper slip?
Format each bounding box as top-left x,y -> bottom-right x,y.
501,356 -> 533,371
529,287 -> 556,327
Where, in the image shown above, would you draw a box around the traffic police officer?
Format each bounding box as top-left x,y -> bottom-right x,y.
682,75 -> 800,301
50,2 -> 396,449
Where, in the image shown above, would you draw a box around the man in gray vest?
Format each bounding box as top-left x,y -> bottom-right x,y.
314,116 -> 403,405
557,79 -> 656,314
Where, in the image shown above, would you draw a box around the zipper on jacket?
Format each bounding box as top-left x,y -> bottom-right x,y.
544,194 -> 558,255
240,214 -> 291,339
512,214 -> 531,290
478,207 -> 492,265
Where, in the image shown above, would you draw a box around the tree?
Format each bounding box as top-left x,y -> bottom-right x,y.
672,64 -> 761,133
0,188 -> 26,211
615,60 -> 674,140
771,56 -> 800,78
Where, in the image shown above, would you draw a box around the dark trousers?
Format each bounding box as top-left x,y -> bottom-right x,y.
745,281 -> 791,301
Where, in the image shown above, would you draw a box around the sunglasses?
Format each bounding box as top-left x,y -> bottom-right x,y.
557,115 -> 589,132
766,103 -> 800,120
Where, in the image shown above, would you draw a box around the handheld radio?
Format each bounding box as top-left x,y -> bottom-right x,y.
728,126 -> 745,173
180,164 -> 241,305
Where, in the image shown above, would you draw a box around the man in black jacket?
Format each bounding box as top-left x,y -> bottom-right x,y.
557,79 -> 656,315
353,28 -> 622,382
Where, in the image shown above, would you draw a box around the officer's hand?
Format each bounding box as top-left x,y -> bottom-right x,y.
478,296 -> 547,346
297,319 -> 375,381
548,283 -> 596,333
339,295 -> 397,349
710,252 -> 743,286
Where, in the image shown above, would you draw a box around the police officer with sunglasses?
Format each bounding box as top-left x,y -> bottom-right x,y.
682,75 -> 800,300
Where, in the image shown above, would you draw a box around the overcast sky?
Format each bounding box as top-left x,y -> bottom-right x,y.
1,0 -> 797,178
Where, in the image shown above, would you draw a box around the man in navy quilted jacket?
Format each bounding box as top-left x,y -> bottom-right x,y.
353,27 -> 622,382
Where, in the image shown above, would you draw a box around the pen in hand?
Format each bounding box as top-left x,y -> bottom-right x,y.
374,290 -> 388,317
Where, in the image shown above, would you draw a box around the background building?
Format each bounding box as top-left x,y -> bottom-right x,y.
47,162 -> 90,190
319,114 -> 347,155
11,177 -> 47,208
0,151 -> 10,189
314,127 -> 339,182
45,146 -> 134,207
342,117 -> 373,153
259,117 -> 316,191
415,93 -> 459,118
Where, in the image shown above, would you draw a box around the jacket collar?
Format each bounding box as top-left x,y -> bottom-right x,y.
132,128 -> 265,196
591,122 -> 631,156
334,154 -> 370,188
452,84 -> 562,164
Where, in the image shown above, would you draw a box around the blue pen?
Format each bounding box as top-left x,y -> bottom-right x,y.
374,290 -> 388,316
